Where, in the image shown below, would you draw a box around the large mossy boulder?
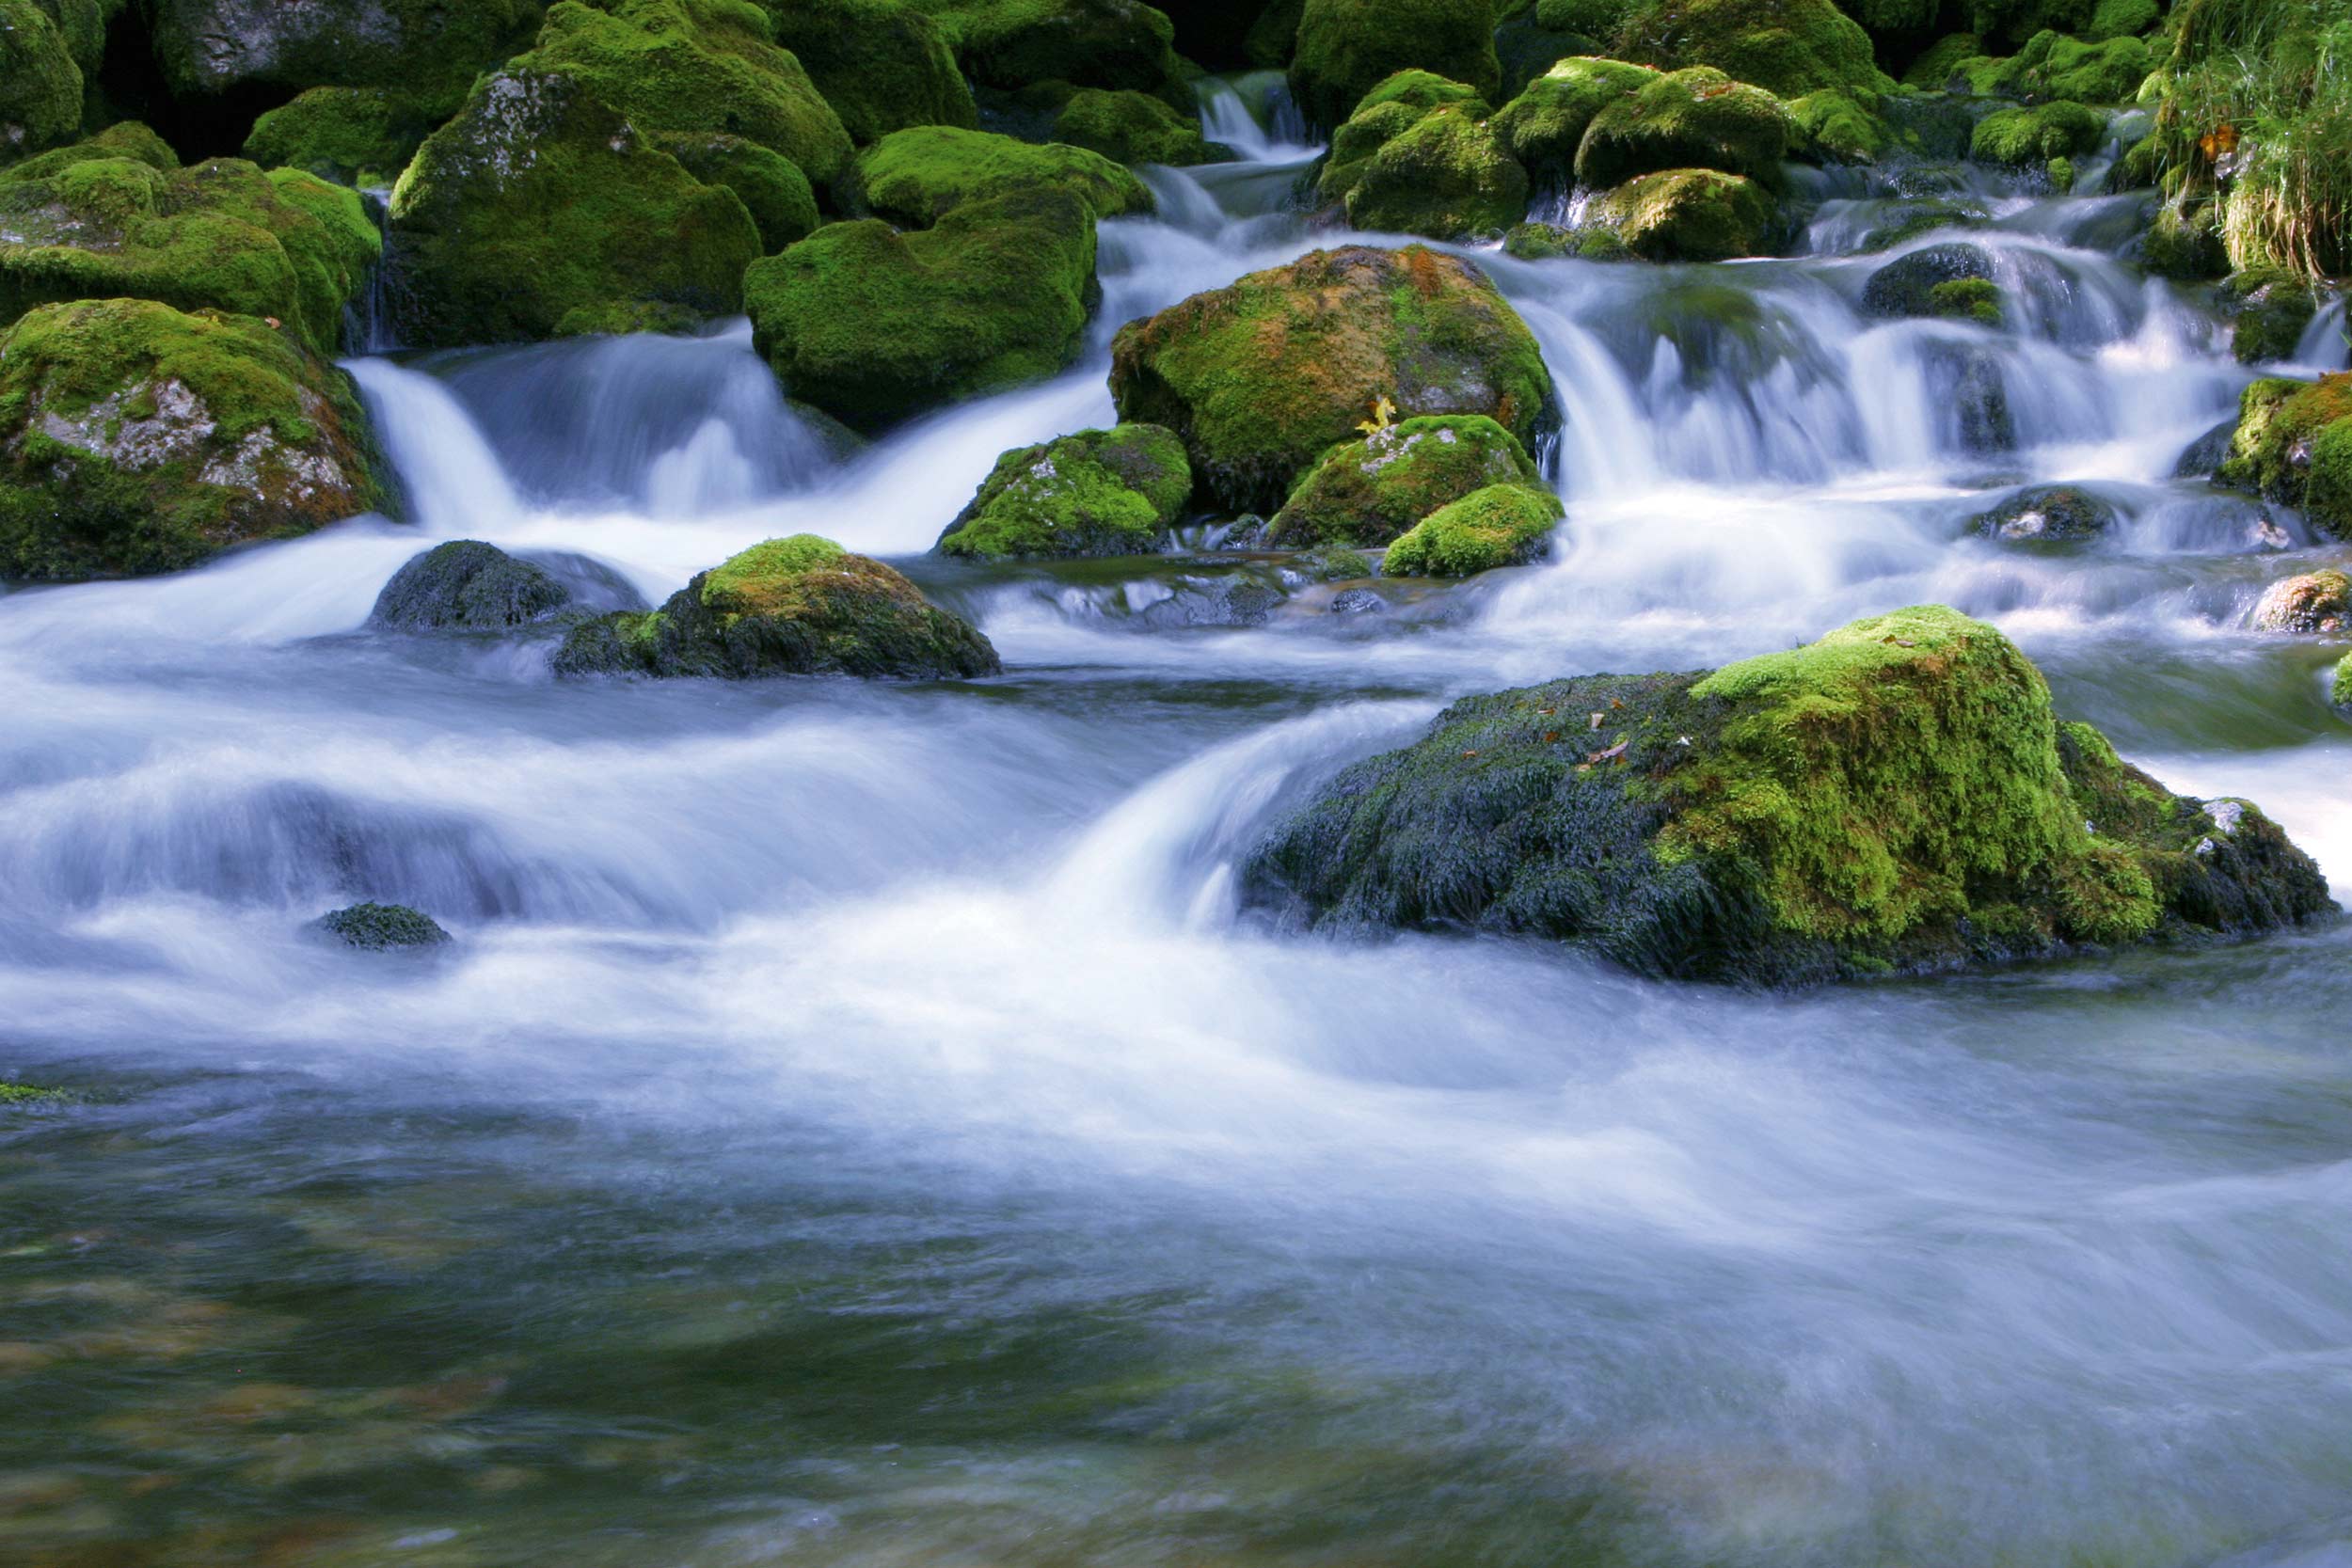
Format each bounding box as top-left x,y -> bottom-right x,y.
1491,55 -> 1657,187
2214,374 -> 2352,541
516,0 -> 854,186
372,541 -> 571,629
1241,605 -> 2334,985
0,150 -> 380,359
907,0 -> 1190,103
1266,414 -> 1540,547
1586,166 -> 1776,261
0,298 -> 387,581
1320,82 -> 1528,240
0,0 -> 84,166
387,69 -> 764,346
938,422 -> 1190,558
243,87 -> 454,189
655,131 -> 820,251
553,533 -> 1001,677
762,0 -> 978,146
746,185 -> 1095,430
1969,100 -> 2103,166
1381,479 -> 1564,575
1108,244 -> 1553,514
1289,0 -> 1500,130
850,124 -> 1150,225
1612,0 -> 1888,98
143,0 -> 546,101
1574,64 -> 1790,188
1052,87 -> 1216,166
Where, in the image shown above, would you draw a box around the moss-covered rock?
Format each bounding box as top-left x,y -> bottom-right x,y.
371,541 -> 571,629
1586,166 -> 1776,261
33,0 -> 126,77
1289,0 -> 1499,129
909,0 -> 1189,104
1502,219 -> 1572,257
1970,483 -> 2114,541
1901,31 -> 1984,88
0,1080 -> 67,1104
1241,605 -> 2334,984
938,422 -> 1189,558
1969,100 -> 2103,166
387,69 -> 764,346
1381,480 -> 1563,575
2018,29 -> 2152,102
850,123 -> 1151,225
2250,568 -> 2350,633
0,153 -> 379,360
315,901 -> 452,949
1053,87 -> 1216,164
1108,243 -> 1554,513
0,0 -> 83,166
1574,64 -> 1790,188
554,532 -> 1002,677
746,185 -> 1096,430
243,87 -> 451,188
2333,650 -> 2352,716
1612,0 -> 1889,99
1328,99 -> 1529,240
761,0 -> 978,145
0,298 -> 386,581
1266,413 -> 1540,546
1927,276 -> 2003,325
2,119 -> 175,180
2227,272 -> 2320,366
2214,374 -> 2352,541
1491,55 -> 1656,186
143,0 -> 546,102
1860,241 -> 1994,318
1786,85 -> 1896,163
655,131 -> 819,250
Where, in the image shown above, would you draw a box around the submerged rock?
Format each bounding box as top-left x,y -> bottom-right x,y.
1860,243 -> 1994,320
939,423 -> 1192,559
371,542 -> 571,630
2251,569 -> 2350,634
315,901 -> 452,950
1109,245 -> 1554,513
1970,484 -> 2118,543
554,534 -> 1000,678
1266,415 -> 1541,548
1242,606 -> 2333,985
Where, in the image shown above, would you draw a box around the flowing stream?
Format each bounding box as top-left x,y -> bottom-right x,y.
5,78 -> 2352,1566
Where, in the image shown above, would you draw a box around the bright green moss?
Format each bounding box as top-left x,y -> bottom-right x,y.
1382,480 -> 1563,575
2022,30 -> 2152,101
1492,55 -> 1656,184
1337,102 -> 1529,239
1268,415 -> 1539,547
1289,0 -> 1501,128
2,120 -> 176,182
656,132 -> 818,250
765,0 -> 977,145
1576,65 -> 1792,187
1612,0 -> 1892,98
1929,276 -> 2003,324
852,124 -> 1151,225
1787,87 -> 1893,162
244,87 -> 452,188
2332,650 -> 2352,713
1970,99 -> 2104,164
702,532 -> 850,612
1586,166 -> 1776,261
1053,88 -> 1216,166
2214,373 -> 2352,539
389,70 -> 763,347
939,423 -> 1191,558
0,0 -> 83,166
747,185 -> 1096,429
0,1081 -> 65,1103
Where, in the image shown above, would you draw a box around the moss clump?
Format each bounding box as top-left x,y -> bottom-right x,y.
656,132 -> 818,250
0,0 -> 87,166
315,902 -> 452,949
909,0 -> 1189,104
1382,480 -> 1563,575
1242,605 -> 2335,984
2250,568 -> 2351,633
1267,414 -> 1540,547
388,70 -> 763,347
1902,33 -> 1986,88
2227,271 -> 2320,365
1787,87 -> 1893,163
0,1081 -> 66,1104
765,0 -> 977,145
517,0 -> 852,185
2332,650 -> 2352,714
747,185 -> 1095,430
144,0 -> 544,101
371,541 -> 572,629
555,533 -> 1002,678
2023,30 -> 2153,102
1928,276 -> 2003,325
939,423 -> 1191,558
1970,100 -> 2104,165
1611,0 -> 1891,98
0,298 -> 388,581
1289,0 -> 1501,129
2,120 -> 176,181
1575,64 -> 1792,188
2214,373 -> 2352,540
1586,166 -> 1776,261
243,87 -> 453,188
1492,55 -> 1658,185
850,124 -> 1151,225
1053,88 -> 1216,166
1860,241 -> 1994,316
1109,244 -> 1555,514
1328,99 -> 1529,240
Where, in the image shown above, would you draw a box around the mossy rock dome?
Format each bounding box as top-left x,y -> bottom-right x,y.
1324,96 -> 1530,241
1108,244 -> 1554,514
1266,414 -> 1541,548
2251,569 -> 2351,634
1052,88 -> 1217,166
0,149 -> 380,360
1574,65 -> 1791,189
387,69 -> 764,347
371,541 -> 572,630
1586,166 -> 1777,261
553,533 -> 1002,678
1492,55 -> 1658,186
1969,483 -> 2117,543
850,125 -> 1151,226
2214,374 -> 2352,542
940,423 -> 1192,559
244,87 -> 461,189
1969,101 -> 2103,166
765,0 -> 978,146
908,0 -> 1190,104
143,0 -> 546,101
0,0 -> 85,166
1241,605 -> 2334,985
0,299 -> 388,581
654,132 -> 820,252
746,185 -> 1098,431
1289,0 -> 1501,130
1382,480 -> 1564,576
1609,0 -> 1889,99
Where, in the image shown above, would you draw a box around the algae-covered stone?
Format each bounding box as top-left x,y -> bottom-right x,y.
1970,100 -> 2103,166
0,298 -> 386,581
1288,0 -> 1499,129
2214,375 -> 2352,541
517,0 -> 854,186
1381,480 -> 1563,575
1492,55 -> 1655,186
910,0 -> 1189,103
2333,650 -> 2352,716
939,422 -> 1190,558
850,124 -> 1151,225
387,69 -> 764,346
655,131 -> 819,250
1860,242 -> 1994,319
1970,483 -> 2115,542
1586,166 -> 1776,261
1266,414 -> 1540,547
243,87 -> 452,187
315,901 -> 451,949
2227,273 -> 2319,366
372,541 -> 572,629
1928,277 -> 2003,325
143,0 -> 546,101
1241,605 -> 2333,985
1052,87 -> 1215,166
1575,66 -> 1790,189
1332,100 -> 1528,240
1503,219 -> 1574,258
2250,568 -> 2350,634
1612,0 -> 1888,99
554,532 -> 1002,677
1108,244 -> 1554,513
746,186 -> 1096,430
763,0 -> 978,145
0,0 -> 83,166
0,154 -> 380,360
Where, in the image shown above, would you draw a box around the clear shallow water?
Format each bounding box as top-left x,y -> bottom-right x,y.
5,85 -> 2352,1567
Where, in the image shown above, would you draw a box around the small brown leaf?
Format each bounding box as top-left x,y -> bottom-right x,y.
1543,731 -> 1560,743
1461,750 -> 1480,759
264,316 -> 282,328
1610,698 -> 1624,710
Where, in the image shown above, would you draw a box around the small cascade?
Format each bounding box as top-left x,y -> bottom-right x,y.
346,186 -> 404,356
344,356 -> 528,537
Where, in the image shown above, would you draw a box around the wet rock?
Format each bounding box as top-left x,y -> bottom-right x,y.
1860,242 -> 1994,320
2250,568 -> 2350,633
143,0 -> 543,102
1970,484 -> 2118,543
2213,373 -> 2352,540
2228,273 -> 2321,366
1269,415 -> 1540,548
553,533 -> 1000,679
1585,167 -> 1778,262
314,902 -> 451,950
371,542 -> 571,630
1291,544 -> 1375,582
1921,341 -> 2013,453
1242,606 -> 2335,985
1329,586 -> 1387,613
939,423 -> 1192,559
2172,417 -> 2236,479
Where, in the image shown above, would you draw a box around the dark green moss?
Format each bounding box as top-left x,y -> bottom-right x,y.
243,87 -> 453,188
1329,98 -> 1529,240
762,0 -> 978,145
1053,87 -> 1216,166
909,0 -> 1189,105
1491,55 -> 1656,186
1381,480 -> 1563,574
0,0 -> 85,166
655,131 -> 819,250
144,0 -> 545,102
315,901 -> 452,949
1267,414 -> 1540,547
1575,64 -> 1792,188
1612,0 -> 1891,98
2226,271 -> 2319,365
939,423 -> 1192,558
1860,241 -> 1994,317
1288,0 -> 1499,129
371,541 -> 571,629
